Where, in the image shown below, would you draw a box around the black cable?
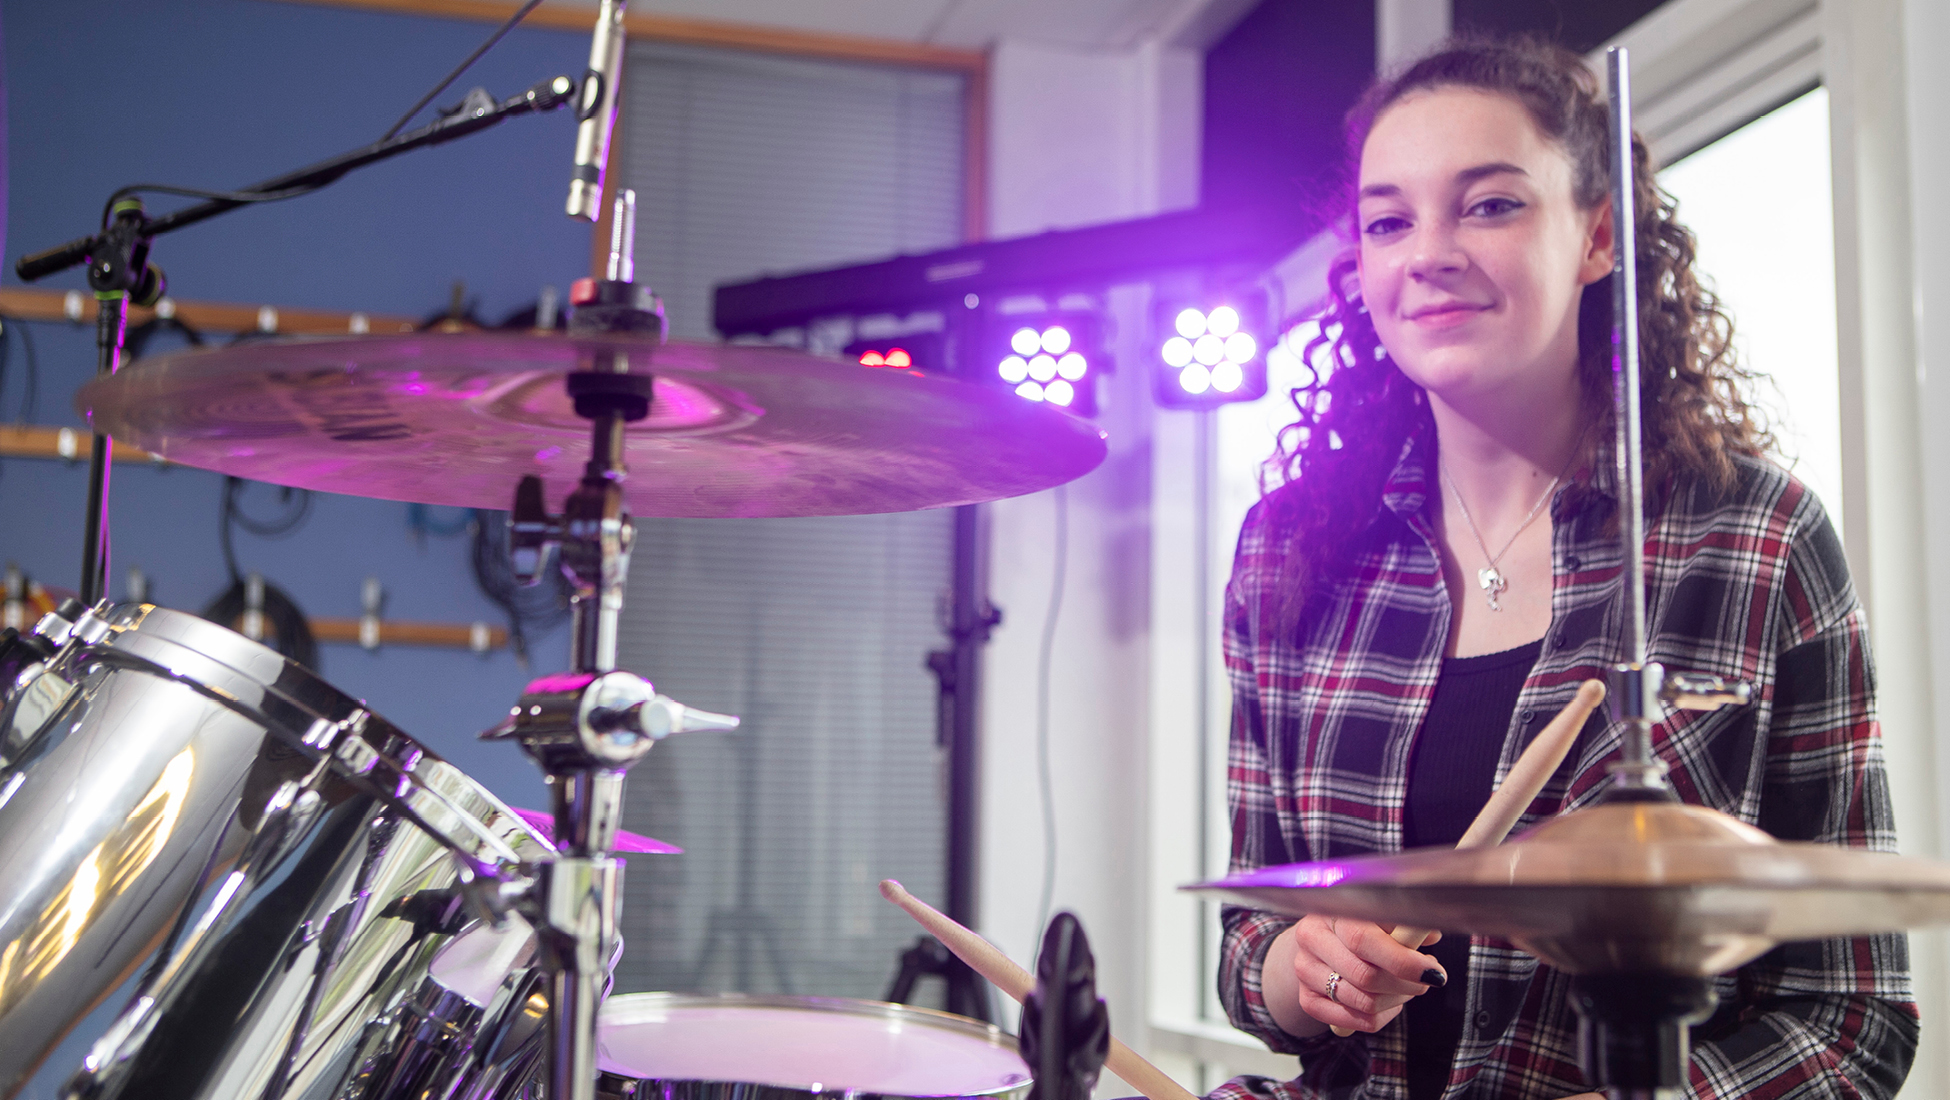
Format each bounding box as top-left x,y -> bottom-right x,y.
220,478 -> 313,581
201,577 -> 318,671
208,477 -> 318,668
470,508 -> 571,667
0,318 -> 10,429
380,0 -> 547,141
0,315 -> 39,424
101,183 -> 333,231
1034,485 -> 1068,941
123,314 -> 205,360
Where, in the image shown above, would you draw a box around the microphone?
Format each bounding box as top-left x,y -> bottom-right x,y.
567,0 -> 627,221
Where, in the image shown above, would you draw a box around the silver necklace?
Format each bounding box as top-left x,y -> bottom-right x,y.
1440,463 -> 1561,612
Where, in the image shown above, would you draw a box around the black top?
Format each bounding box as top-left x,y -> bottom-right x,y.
1402,638 -> 1543,1100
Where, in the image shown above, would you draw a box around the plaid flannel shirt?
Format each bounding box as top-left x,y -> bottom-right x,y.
1215,433 -> 1917,1100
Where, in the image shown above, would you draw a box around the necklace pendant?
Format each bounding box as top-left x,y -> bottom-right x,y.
1478,566 -> 1507,611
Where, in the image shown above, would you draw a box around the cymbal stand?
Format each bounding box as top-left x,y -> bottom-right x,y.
1581,48 -> 1752,1100
490,192 -> 738,1100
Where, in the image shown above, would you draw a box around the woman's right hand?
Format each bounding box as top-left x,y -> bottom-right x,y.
1263,915 -> 1447,1037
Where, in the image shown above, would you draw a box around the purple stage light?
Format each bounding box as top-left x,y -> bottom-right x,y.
1154,295 -> 1270,408
989,310 -> 1106,416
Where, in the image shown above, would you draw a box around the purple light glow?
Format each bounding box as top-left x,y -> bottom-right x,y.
1207,305 -> 1241,338
1211,361 -> 1244,392
1045,379 -> 1076,406
536,445 -> 565,461
1056,353 -> 1088,381
1011,327 -> 1041,356
1040,326 -> 1072,355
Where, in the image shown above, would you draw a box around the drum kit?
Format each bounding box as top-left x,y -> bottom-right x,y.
3,22 -> 1950,1100
0,175 -> 1096,1099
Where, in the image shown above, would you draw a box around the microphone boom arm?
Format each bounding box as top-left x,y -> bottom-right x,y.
14,74 -> 578,284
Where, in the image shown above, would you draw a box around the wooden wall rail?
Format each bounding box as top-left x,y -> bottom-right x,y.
0,287 -> 417,336
276,0 -> 987,72
0,424 -> 168,465
309,616 -> 509,651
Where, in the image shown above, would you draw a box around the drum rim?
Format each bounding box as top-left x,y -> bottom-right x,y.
70,602 -> 549,865
596,992 -> 1028,1099
597,990 -> 1018,1049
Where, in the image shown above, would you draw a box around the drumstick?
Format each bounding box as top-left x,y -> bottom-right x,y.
1328,678 -> 1606,1036
878,879 -> 1199,1100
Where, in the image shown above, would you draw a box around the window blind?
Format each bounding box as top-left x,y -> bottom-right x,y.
608,41 -> 964,1004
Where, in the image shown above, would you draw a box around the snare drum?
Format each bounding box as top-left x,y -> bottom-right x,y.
0,603 -> 554,1100
594,993 -> 1032,1100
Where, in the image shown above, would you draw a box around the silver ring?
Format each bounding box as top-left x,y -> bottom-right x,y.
1324,971 -> 1343,1003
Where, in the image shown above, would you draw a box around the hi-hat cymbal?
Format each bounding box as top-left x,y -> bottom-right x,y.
1186,802 -> 1950,976
77,333 -> 1107,517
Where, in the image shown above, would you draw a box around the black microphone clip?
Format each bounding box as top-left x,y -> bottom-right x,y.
67,197 -> 166,308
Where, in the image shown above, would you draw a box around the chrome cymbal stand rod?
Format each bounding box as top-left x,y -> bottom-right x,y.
1585,51 -> 1749,1100
494,191 -> 732,1100
1603,46 -> 1669,798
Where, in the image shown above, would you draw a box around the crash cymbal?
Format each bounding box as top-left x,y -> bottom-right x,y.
1186,802 -> 1950,976
76,332 -> 1107,517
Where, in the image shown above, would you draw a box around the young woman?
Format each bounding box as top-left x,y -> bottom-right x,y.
1215,37 -> 1916,1099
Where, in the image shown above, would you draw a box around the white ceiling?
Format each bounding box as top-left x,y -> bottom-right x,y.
538,0 -> 1255,52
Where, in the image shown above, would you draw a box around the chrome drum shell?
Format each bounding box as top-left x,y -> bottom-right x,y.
0,604 -> 551,1100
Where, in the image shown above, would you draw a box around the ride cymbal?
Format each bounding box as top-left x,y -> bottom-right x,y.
77,332 -> 1107,517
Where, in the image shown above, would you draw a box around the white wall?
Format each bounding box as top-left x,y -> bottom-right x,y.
1896,0 -> 1950,1082
1828,0 -> 1950,1090
978,36 -> 1201,1096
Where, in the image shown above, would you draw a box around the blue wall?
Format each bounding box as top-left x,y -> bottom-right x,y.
1,0 -> 605,804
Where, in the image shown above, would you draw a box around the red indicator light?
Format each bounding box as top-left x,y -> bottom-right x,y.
886,348 -> 912,368
860,350 -> 886,367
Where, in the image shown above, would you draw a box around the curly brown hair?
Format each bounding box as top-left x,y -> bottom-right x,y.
1262,35 -> 1771,618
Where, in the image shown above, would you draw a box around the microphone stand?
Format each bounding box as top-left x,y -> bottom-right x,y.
12,74 -> 578,602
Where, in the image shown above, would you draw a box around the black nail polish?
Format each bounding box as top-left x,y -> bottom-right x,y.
1421,968 -> 1447,988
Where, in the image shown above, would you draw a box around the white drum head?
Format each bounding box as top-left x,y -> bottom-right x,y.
597,993 -> 1031,1098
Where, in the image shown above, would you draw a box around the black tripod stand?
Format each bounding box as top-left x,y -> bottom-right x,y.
889,504 -> 1001,1022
